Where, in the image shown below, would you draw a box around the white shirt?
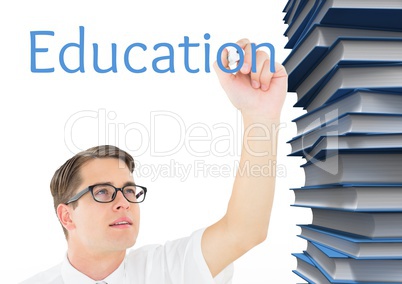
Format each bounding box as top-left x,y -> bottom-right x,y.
20,228 -> 234,284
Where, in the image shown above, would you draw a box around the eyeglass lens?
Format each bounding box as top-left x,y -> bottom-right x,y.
92,184 -> 145,203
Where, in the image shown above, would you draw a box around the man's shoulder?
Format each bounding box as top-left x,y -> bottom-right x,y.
19,263 -> 62,284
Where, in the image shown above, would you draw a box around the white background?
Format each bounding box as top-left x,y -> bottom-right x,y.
1,1 -> 310,283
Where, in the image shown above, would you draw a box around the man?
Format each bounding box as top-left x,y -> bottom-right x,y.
21,38 -> 287,284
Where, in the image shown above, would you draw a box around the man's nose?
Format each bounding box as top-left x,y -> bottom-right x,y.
113,190 -> 130,210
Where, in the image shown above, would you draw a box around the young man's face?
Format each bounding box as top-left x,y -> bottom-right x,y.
67,158 -> 140,253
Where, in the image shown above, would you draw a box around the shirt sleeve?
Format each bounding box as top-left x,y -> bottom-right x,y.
179,228 -> 234,284
127,228 -> 234,284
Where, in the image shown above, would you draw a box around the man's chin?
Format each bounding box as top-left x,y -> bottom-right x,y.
106,234 -> 137,251
126,238 -> 136,249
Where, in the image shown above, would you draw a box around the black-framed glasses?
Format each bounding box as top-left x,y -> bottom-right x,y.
65,183 -> 147,204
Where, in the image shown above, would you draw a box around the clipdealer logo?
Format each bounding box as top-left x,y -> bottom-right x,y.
64,109 -> 287,181
64,109 -> 244,157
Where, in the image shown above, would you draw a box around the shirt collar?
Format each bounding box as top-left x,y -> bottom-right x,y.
61,254 -> 126,284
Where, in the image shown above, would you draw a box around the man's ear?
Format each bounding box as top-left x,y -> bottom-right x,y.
57,204 -> 76,232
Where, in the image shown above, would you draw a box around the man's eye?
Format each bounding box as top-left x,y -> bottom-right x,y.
125,188 -> 136,195
95,188 -> 109,195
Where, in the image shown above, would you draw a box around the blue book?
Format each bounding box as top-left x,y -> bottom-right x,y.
293,251 -> 401,284
293,252 -> 332,284
298,224 -> 402,259
302,151 -> 402,187
288,113 -> 402,156
284,0 -> 321,48
292,89 -> 402,136
283,0 -> 294,13
283,0 -> 305,25
291,0 -> 402,49
305,240 -> 402,283
310,208 -> 402,238
303,133 -> 402,160
292,183 -> 402,212
294,38 -> 402,107
283,25 -> 402,91
297,63 -> 402,111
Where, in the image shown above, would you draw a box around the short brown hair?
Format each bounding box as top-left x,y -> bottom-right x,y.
50,145 -> 135,237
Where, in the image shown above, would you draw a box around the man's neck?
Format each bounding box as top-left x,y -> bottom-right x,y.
67,245 -> 126,281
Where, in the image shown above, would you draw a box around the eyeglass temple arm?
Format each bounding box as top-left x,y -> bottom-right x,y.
65,188 -> 90,204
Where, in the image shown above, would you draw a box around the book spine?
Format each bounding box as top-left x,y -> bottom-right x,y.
282,2 -> 402,282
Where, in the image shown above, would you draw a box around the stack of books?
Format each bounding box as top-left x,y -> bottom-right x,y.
282,1 -> 402,283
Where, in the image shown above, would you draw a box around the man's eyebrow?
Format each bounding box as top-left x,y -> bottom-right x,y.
97,181 -> 136,187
